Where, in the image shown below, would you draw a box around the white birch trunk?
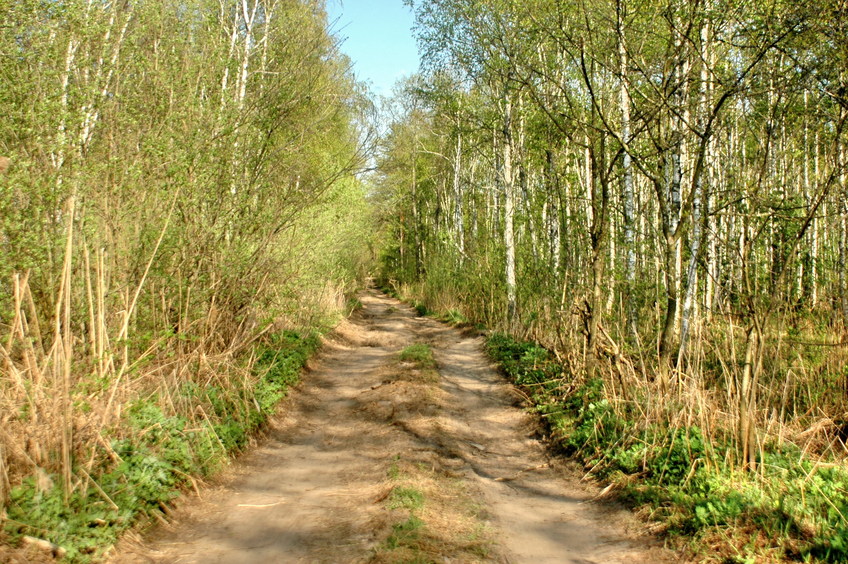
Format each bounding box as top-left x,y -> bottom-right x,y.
453,132 -> 464,258
679,17 -> 711,362
618,2 -> 637,337
503,94 -> 517,324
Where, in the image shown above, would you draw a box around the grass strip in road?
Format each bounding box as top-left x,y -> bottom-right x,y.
396,344 -> 439,384
398,344 -> 437,370
367,342 -> 495,563
370,456 -> 493,564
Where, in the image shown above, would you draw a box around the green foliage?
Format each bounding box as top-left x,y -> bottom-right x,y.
389,486 -> 426,511
1,0 -> 370,559
413,301 -> 429,316
6,476 -> 128,562
256,330 -> 319,392
650,428 -> 705,484
484,333 -> 561,389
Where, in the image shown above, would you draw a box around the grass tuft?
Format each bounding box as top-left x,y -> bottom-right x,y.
398,344 -> 437,370
388,486 -> 425,511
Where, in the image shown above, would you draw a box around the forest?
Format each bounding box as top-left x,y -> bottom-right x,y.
376,0 -> 848,560
0,0 -> 372,559
1,0 -> 847,562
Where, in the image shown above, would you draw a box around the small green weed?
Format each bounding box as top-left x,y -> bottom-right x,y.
346,297 -> 363,314
385,515 -> 425,549
398,344 -> 436,370
387,455 -> 403,480
440,309 -> 468,325
389,486 -> 425,511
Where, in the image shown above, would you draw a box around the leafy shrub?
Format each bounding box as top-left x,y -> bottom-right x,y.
648,427 -> 705,485
485,333 -> 560,389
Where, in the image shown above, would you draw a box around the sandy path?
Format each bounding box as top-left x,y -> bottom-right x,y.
110,290 -> 674,563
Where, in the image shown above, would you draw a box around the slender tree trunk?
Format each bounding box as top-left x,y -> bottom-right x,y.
840,138 -> 848,331
658,148 -> 682,377
453,132 -> 464,259
803,90 -> 812,304
739,323 -> 760,471
679,19 -> 711,363
679,180 -> 702,364
587,132 -> 609,375
546,150 -> 561,272
659,228 -> 679,364
812,129 -> 820,307
502,92 -> 517,325
618,1 -> 637,339
658,24 -> 687,378
219,1 -> 241,110
412,137 -> 421,278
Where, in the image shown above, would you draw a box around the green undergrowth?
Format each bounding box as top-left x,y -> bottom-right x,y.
485,331 -> 848,563
3,329 -> 322,563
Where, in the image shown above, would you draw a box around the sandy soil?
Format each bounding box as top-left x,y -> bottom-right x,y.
108,289 -> 677,563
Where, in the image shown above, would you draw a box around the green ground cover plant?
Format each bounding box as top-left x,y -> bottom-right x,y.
485,331 -> 848,563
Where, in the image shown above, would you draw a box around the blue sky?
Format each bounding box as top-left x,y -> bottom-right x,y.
326,0 -> 421,98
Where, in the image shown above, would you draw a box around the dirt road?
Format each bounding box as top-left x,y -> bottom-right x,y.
111,290 -> 675,563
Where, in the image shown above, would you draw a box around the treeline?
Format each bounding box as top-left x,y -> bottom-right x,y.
377,0 -> 848,559
0,0 -> 371,558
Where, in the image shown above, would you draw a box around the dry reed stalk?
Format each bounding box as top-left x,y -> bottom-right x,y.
2,274 -> 31,395
0,444 -> 8,512
84,245 -> 97,372
97,247 -> 107,378
77,467 -> 118,511
99,192 -> 178,429
48,194 -> 77,499
5,273 -> 22,359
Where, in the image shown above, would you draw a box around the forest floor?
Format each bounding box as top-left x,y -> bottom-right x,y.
107,289 -> 676,563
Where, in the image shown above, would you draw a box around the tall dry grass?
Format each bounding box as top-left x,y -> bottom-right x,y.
400,275 -> 848,470
0,210 -> 356,524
